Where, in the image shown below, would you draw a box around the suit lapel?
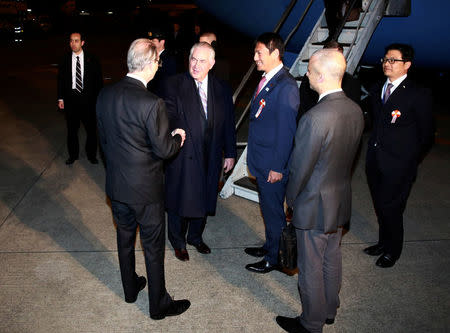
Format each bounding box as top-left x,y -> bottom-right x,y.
83,52 -> 90,87
181,74 -> 204,132
180,74 -> 207,163
383,77 -> 409,109
251,68 -> 286,117
207,76 -> 215,128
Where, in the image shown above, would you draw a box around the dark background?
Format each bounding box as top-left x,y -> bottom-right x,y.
2,0 -> 449,144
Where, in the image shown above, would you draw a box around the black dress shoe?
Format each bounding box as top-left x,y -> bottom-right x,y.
150,299 -> 191,320
376,253 -> 396,268
363,244 -> 384,256
246,260 -> 279,273
188,241 -> 211,254
125,276 -> 146,303
276,316 -> 310,333
325,318 -> 335,325
88,157 -> 99,164
174,249 -> 189,261
244,246 -> 268,257
65,158 -> 77,165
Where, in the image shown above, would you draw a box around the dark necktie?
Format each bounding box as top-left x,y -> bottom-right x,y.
383,83 -> 393,104
75,56 -> 83,93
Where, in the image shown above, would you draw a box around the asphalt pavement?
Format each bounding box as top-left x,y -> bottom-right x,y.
0,33 -> 449,333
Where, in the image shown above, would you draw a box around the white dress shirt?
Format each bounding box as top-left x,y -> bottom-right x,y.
260,63 -> 283,91
381,74 -> 407,101
319,88 -> 343,102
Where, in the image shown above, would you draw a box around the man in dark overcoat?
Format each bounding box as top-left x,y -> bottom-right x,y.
162,42 -> 236,261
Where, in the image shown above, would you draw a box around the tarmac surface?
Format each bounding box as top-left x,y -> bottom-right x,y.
1,34 -> 449,332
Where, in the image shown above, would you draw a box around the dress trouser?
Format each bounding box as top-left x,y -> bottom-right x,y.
111,200 -> 172,317
366,150 -> 415,260
256,177 -> 287,265
167,210 -> 206,249
65,91 -> 97,160
296,228 -> 343,333
324,0 -> 343,39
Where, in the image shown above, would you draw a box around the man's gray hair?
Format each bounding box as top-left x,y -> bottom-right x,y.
189,42 -> 215,62
127,38 -> 156,73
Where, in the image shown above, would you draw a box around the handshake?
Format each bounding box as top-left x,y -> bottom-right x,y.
171,129 -> 186,147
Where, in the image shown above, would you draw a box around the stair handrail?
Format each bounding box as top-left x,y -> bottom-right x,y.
285,0 -> 316,48
332,0 -> 361,41
344,0 -> 373,58
344,0 -> 386,60
232,0 -> 298,105
234,0 -> 316,132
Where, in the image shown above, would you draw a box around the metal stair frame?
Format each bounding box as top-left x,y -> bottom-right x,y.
220,0 -> 387,202
290,0 -> 387,78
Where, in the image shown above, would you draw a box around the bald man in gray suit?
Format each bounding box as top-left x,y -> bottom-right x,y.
276,49 -> 364,333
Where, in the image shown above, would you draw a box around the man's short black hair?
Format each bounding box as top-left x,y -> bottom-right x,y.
255,32 -> 285,60
70,30 -> 85,41
385,43 -> 414,62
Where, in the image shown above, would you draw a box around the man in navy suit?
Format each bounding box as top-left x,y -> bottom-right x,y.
245,32 -> 299,273
364,43 -> 434,268
57,31 -> 103,165
162,42 -> 236,261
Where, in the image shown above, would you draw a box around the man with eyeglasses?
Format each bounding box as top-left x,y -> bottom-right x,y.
96,39 -> 190,319
364,43 -> 434,268
161,42 -> 236,262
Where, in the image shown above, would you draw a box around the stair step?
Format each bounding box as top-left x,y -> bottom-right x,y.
222,1 -> 387,203
234,177 -> 257,191
232,177 -> 259,202
311,41 -> 352,47
314,28 -> 364,44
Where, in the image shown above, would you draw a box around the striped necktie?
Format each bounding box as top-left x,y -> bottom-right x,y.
75,56 -> 83,93
383,83 -> 393,104
198,81 -> 207,118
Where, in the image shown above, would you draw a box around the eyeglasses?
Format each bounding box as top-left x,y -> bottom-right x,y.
381,58 -> 406,64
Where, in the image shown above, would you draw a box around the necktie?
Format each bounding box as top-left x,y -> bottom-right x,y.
383,83 -> 393,104
198,81 -> 207,118
255,76 -> 266,97
75,56 -> 83,93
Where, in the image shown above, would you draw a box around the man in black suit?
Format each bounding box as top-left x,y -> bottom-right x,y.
364,43 -> 434,268
57,31 -> 103,165
162,42 -> 237,262
96,39 -> 190,319
146,28 -> 177,96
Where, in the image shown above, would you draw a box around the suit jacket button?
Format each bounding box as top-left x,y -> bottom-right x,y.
374,143 -> 377,147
